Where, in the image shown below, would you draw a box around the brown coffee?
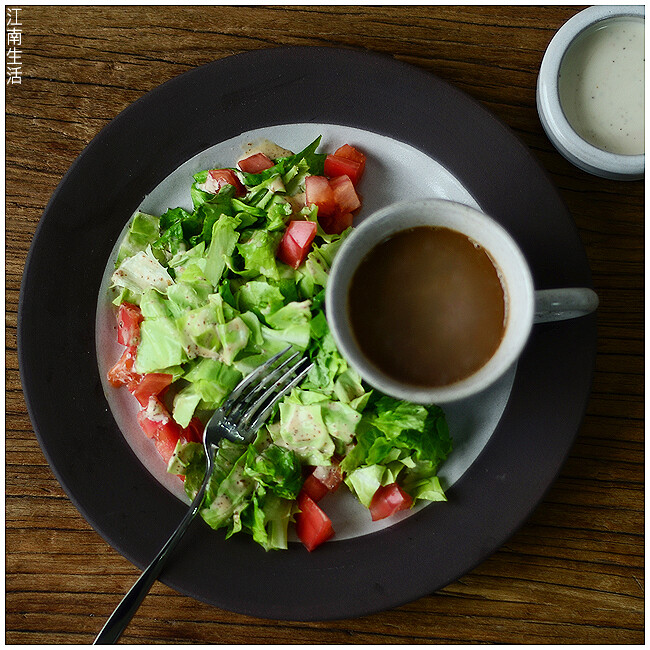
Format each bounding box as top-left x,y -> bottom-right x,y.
347,226 -> 506,388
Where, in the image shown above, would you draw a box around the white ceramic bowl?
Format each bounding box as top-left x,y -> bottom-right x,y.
537,5 -> 645,180
325,199 -> 536,404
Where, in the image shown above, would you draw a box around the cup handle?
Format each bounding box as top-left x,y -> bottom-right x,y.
534,288 -> 599,324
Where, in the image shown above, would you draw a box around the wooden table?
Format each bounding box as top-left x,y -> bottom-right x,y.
6,5 -> 643,644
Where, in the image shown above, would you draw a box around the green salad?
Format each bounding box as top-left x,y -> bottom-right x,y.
107,136 -> 452,551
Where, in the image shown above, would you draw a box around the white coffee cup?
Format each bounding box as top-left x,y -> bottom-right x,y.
325,198 -> 598,404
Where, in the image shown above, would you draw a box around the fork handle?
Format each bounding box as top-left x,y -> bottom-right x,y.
94,476 -> 210,644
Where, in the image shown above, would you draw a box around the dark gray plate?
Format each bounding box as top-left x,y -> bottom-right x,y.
18,46 -> 596,621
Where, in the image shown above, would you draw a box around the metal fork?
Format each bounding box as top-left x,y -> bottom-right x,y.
94,347 -> 312,644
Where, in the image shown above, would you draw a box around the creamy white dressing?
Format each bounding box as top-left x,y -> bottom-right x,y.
239,138 -> 294,162
558,16 -> 645,155
266,175 -> 286,194
195,139 -> 293,194
285,192 -> 306,217
144,396 -> 170,423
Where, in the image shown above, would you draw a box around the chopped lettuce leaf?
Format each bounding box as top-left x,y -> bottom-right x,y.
235,280 -> 285,319
201,450 -> 256,530
218,316 -> 250,364
243,490 -> 293,551
264,300 -> 311,331
204,215 -> 240,287
153,206 -> 198,259
341,396 -> 452,507
237,229 -> 282,280
166,281 -> 212,313
243,443 -> 303,500
176,303 -> 223,360
111,246 -> 173,296
136,316 -> 188,373
171,360 -> 240,425
167,438 -> 204,476
172,434 -> 303,551
321,401 -> 361,446
274,402 -> 335,466
115,212 -> 160,266
172,385 -> 203,428
346,465 -> 385,507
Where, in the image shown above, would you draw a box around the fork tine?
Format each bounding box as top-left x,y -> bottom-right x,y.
220,346 -> 291,414
205,350 -> 312,446
227,350 -> 301,420
242,357 -> 314,433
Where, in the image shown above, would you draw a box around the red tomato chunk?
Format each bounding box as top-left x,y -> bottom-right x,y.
117,302 -> 143,347
287,219 -> 318,248
334,143 -> 367,166
305,175 -> 338,217
369,483 -> 413,521
323,155 -> 364,186
300,463 -> 343,503
295,492 -> 335,551
305,171 -> 361,235
183,417 -> 205,444
312,464 -> 343,491
301,474 -> 329,503
329,175 -> 361,214
107,346 -> 140,388
318,211 -> 354,236
137,401 -> 203,464
276,220 -> 317,269
238,152 -> 275,173
324,144 -> 366,186
130,372 -> 174,407
204,169 -> 245,196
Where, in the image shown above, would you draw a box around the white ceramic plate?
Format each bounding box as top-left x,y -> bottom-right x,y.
96,123 -> 515,540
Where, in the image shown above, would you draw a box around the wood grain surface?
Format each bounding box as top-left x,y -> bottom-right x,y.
6,5 -> 644,644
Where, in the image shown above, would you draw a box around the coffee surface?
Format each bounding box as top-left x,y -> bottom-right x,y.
348,226 -> 506,387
